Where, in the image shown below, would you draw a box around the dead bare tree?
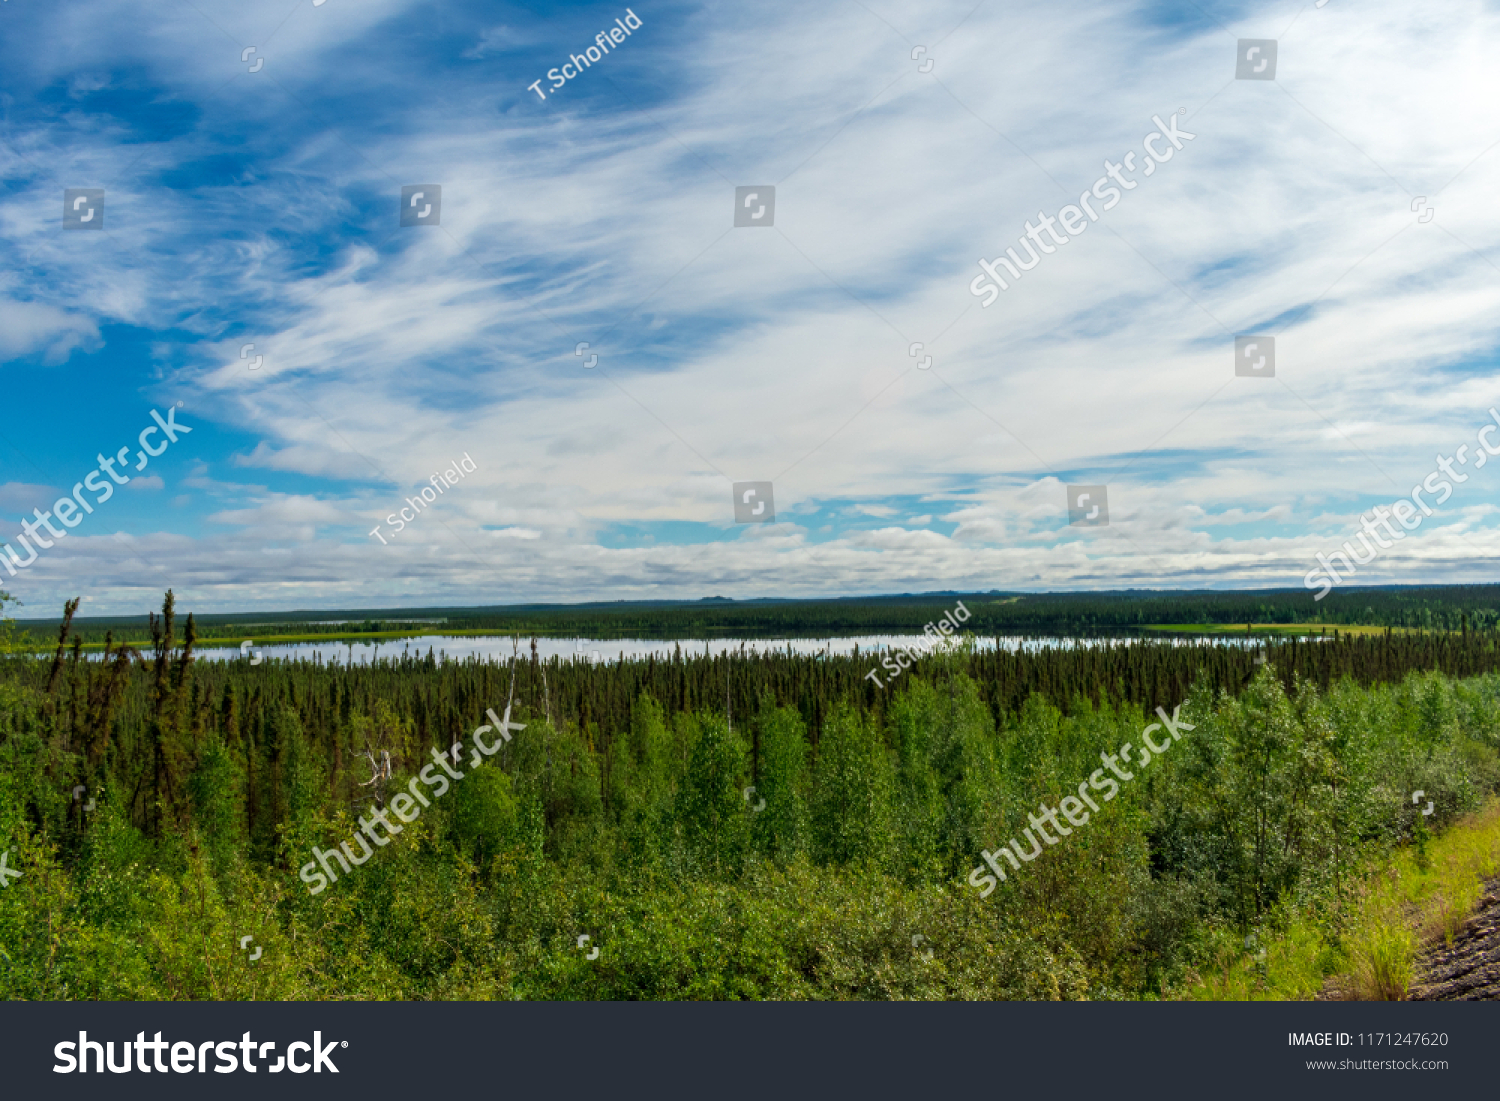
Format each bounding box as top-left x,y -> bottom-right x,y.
351,711 -> 399,810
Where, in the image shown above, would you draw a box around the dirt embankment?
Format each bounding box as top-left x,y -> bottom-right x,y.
1407,877 -> 1500,1000
1317,876 -> 1500,1001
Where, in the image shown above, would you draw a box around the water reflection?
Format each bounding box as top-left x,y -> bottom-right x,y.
172,632 -> 1307,665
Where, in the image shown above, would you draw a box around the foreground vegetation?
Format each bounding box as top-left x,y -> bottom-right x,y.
2,591 -> 1499,1000
1192,798 -> 1500,1000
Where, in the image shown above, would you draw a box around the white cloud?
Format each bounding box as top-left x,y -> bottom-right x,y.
6,0 -> 1500,614
0,483 -> 58,512
0,295 -> 99,364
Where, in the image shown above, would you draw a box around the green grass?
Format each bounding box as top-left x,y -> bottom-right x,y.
1144,622 -> 1421,637
1186,798 -> 1500,1000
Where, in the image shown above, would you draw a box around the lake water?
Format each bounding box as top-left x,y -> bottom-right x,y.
190,632 -> 1297,666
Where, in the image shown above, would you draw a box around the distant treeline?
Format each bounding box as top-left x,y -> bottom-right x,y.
7,605 -> 1500,801
16,585 -> 1500,645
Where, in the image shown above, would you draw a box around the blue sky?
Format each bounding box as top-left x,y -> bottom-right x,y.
3,0 -> 1500,616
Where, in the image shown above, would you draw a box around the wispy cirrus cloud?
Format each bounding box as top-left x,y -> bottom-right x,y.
2,0 -> 1499,615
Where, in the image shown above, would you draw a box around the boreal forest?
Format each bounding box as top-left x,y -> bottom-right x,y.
2,590 -> 1498,1000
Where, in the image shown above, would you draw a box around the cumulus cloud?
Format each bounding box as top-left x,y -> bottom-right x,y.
0,483 -> 58,512
0,297 -> 99,364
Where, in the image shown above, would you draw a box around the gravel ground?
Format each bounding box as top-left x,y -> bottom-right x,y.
1408,878 -> 1500,1000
